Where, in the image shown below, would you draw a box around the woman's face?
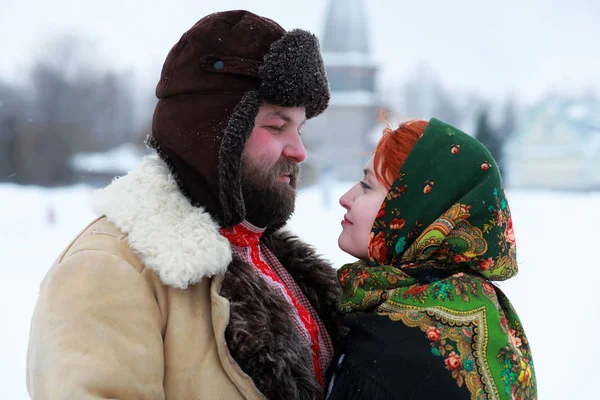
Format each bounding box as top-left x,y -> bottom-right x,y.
338,156 -> 389,260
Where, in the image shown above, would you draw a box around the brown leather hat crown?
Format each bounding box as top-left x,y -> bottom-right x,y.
149,10 -> 330,226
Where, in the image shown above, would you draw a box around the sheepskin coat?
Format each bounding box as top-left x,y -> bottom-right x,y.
26,156 -> 343,400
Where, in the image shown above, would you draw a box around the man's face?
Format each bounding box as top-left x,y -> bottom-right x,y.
240,103 -> 307,228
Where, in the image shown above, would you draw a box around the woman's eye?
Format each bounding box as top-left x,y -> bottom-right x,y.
360,181 -> 370,190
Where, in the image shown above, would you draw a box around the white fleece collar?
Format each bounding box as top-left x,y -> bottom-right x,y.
91,155 -> 232,289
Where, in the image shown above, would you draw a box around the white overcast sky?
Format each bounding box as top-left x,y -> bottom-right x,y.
1,0 -> 599,105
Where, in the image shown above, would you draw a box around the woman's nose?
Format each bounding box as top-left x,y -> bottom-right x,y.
339,189 -> 352,210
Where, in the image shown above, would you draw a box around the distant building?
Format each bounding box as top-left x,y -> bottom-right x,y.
302,0 -> 384,183
503,95 -> 600,190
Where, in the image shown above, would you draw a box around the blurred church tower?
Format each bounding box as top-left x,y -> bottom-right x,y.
303,0 -> 383,184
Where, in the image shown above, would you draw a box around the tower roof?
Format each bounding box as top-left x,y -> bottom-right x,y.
322,0 -> 370,54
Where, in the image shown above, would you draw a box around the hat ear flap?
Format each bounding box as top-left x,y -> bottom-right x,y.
217,90 -> 261,225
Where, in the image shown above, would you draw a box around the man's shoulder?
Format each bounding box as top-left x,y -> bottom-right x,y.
57,217 -> 144,273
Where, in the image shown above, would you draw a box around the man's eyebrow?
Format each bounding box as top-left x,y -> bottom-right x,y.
266,110 -> 306,126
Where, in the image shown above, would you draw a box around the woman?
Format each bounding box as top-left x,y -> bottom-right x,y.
326,118 -> 537,399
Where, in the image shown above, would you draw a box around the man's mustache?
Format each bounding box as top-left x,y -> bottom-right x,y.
271,158 -> 300,178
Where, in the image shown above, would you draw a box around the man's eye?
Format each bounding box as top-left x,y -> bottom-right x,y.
266,125 -> 284,132
360,181 -> 370,190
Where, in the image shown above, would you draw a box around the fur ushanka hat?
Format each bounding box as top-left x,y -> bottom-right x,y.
148,10 -> 330,226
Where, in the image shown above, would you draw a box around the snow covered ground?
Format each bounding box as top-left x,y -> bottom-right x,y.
1,181 -> 598,399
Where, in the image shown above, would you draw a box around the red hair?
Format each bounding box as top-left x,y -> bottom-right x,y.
373,119 -> 428,189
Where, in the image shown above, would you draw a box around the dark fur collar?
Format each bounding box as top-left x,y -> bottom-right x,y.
220,230 -> 346,400
261,230 -> 347,352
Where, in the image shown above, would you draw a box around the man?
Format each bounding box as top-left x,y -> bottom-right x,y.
26,10 -> 343,400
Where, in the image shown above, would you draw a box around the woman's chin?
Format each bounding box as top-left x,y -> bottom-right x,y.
337,235 -> 345,252
338,238 -> 367,261
338,235 -> 352,255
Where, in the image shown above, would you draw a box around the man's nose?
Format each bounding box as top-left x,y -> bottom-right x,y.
282,133 -> 307,163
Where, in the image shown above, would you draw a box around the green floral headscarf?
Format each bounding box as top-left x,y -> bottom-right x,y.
338,119 -> 536,399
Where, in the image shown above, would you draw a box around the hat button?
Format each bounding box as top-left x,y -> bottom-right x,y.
213,60 -> 224,70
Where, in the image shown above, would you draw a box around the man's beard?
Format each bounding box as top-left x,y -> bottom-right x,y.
240,156 -> 300,229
